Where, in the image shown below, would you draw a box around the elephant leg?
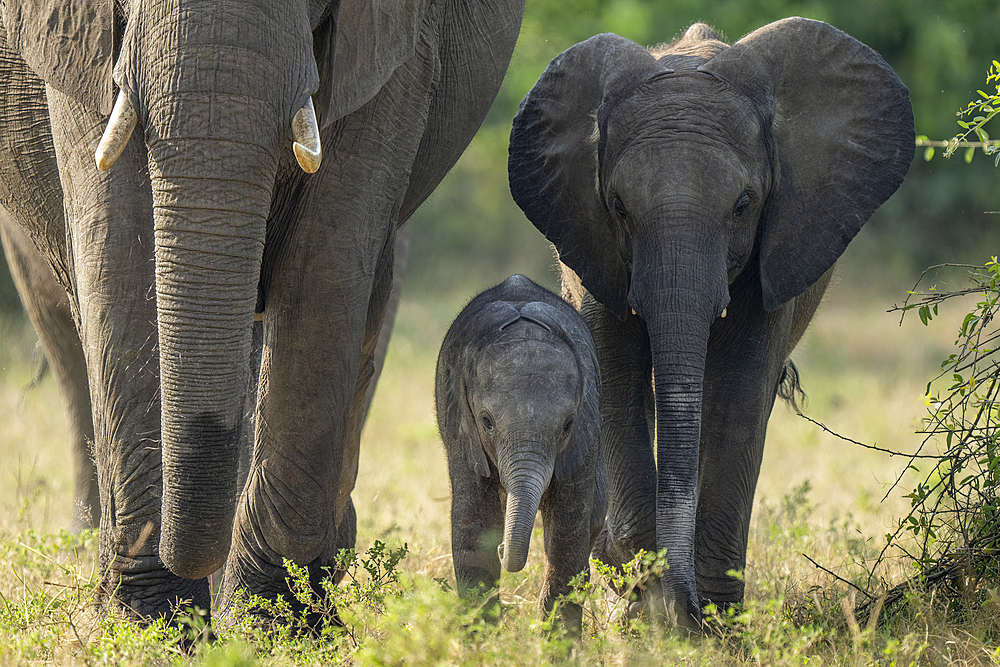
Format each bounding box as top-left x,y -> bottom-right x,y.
696,274 -> 798,610
45,88 -> 210,619
361,223 -> 412,418
448,454 -> 503,603
538,460 -> 603,636
221,37 -> 437,608
0,218 -> 97,531
581,293 -> 657,574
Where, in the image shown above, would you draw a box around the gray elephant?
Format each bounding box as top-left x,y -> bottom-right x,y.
1,210 -> 98,533
508,19 -> 914,628
436,274 -> 605,632
0,0 -> 524,621
0,206 -> 406,537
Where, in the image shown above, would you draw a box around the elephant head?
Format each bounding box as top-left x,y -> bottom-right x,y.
437,275 -> 600,574
508,18 -> 913,624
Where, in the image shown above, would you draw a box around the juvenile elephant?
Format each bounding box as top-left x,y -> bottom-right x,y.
508,19 -> 914,628
0,0 -> 524,620
436,274 -> 605,632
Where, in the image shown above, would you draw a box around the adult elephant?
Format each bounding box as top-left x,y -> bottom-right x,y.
0,0 -> 524,619
508,19 -> 913,628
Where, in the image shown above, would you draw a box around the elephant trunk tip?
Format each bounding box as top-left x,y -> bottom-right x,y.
498,542 -> 527,573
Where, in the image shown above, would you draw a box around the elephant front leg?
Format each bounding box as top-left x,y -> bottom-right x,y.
448,459 -> 503,607
46,89 -> 211,618
537,464 -> 603,637
696,277 -> 797,611
581,295 -> 657,572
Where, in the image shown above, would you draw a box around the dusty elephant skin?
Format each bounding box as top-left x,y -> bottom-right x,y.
436,275 -> 606,634
508,19 -> 914,629
0,0 -> 524,621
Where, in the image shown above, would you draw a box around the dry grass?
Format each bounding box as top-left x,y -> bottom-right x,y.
0,273 -> 998,664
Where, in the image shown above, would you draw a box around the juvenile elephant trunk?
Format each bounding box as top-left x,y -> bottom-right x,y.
497,437 -> 554,573
630,237 -> 728,630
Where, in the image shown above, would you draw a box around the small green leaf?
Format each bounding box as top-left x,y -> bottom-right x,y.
966,147 -> 975,163
924,146 -> 935,161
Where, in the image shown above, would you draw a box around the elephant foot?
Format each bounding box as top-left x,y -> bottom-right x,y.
98,554 -> 211,623
218,549 -> 344,634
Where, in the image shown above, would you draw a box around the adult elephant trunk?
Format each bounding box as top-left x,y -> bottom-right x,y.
106,0 -> 319,579
151,133 -> 275,580
497,437 -> 555,573
629,232 -> 728,629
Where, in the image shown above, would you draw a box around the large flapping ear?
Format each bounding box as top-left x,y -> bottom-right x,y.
700,18 -> 913,311
509,34 -> 664,320
519,301 -> 601,482
312,0 -> 431,127
2,0 -> 116,114
435,329 -> 491,478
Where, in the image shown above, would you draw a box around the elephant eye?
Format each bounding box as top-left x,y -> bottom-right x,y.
563,416 -> 574,435
733,191 -> 753,221
480,411 -> 495,436
612,194 -> 628,221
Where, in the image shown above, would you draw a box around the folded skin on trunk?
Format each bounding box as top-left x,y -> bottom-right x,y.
630,237 -> 728,630
152,135 -> 275,579
125,0 -> 315,579
497,437 -> 555,573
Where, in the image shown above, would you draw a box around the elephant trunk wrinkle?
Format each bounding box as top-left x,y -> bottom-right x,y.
644,298 -> 714,628
150,119 -> 273,582
496,433 -> 555,574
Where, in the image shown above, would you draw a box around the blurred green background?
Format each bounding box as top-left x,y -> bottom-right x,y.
1,0 -> 998,317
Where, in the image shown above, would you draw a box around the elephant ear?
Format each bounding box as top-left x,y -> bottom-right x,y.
436,301 -> 494,479
699,17 -> 913,311
2,0 -> 116,114
312,0 -> 432,126
509,34 -> 665,320
519,301 -> 601,482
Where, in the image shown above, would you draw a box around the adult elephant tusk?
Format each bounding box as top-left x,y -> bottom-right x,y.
95,90 -> 138,171
291,97 -> 322,173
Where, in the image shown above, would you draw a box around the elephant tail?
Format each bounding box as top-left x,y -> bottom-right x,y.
777,359 -> 806,413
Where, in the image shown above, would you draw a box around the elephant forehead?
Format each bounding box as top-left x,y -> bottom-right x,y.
602,75 -> 765,157
473,337 -> 580,396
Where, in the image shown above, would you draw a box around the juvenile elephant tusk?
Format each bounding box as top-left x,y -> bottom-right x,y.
291,97 -> 322,173
95,90 -> 138,171
720,308 -> 727,318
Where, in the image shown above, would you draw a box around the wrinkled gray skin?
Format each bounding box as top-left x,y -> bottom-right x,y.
0,208 -> 407,538
509,19 -> 914,629
436,275 -> 605,633
0,0 -> 523,621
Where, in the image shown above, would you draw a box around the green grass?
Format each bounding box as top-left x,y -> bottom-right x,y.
1,274 -> 998,665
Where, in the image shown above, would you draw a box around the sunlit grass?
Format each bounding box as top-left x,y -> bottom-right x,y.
0,276 -> 997,664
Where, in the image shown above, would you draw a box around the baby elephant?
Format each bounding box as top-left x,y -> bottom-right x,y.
436,274 -> 605,631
